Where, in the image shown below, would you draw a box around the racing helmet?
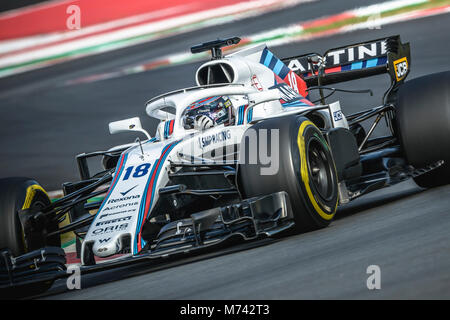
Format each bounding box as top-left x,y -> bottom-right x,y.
182,96 -> 235,129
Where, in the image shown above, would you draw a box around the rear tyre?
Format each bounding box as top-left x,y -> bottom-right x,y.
0,177 -> 58,295
237,116 -> 339,232
395,71 -> 450,188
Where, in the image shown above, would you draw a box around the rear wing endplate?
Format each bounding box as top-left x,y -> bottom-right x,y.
282,35 -> 411,87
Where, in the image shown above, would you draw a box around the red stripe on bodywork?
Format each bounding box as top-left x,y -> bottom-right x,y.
104,154 -> 126,200
283,70 -> 308,98
324,66 -> 342,74
136,144 -> 173,251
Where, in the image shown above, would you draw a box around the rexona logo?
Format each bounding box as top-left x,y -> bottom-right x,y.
107,194 -> 140,204
96,216 -> 132,227
393,57 -> 408,82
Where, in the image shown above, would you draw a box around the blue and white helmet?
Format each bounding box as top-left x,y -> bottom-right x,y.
182,96 -> 234,129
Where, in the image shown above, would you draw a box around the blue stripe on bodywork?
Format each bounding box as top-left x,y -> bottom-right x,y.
134,145 -> 170,251
237,105 -> 245,125
268,56 -> 277,70
263,50 -> 273,67
144,137 -> 157,144
246,107 -> 253,123
134,161 -> 158,251
273,60 -> 284,76
260,47 -> 290,80
133,140 -> 182,254
341,57 -> 387,71
278,65 -> 290,79
378,56 -> 387,65
260,48 -> 268,65
164,121 -> 169,138
96,153 -> 128,213
282,101 -> 310,107
351,61 -> 363,70
342,63 -> 352,71
366,58 -> 378,68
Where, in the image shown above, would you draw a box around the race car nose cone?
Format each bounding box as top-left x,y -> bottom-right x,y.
92,235 -> 122,258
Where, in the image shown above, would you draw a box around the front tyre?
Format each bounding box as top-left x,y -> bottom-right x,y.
0,177 -> 58,296
238,116 -> 339,232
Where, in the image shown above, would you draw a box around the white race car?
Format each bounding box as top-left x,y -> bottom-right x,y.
1,36 -> 449,296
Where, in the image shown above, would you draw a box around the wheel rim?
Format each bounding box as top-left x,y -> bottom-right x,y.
307,139 -> 334,201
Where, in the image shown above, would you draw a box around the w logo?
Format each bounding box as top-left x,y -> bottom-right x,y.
99,238 -> 111,243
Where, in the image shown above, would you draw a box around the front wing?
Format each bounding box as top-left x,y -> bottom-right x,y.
0,191 -> 294,294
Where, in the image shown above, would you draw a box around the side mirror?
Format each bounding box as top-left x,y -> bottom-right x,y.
108,117 -> 151,140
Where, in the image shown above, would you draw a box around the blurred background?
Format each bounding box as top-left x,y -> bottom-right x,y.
0,0 -> 47,13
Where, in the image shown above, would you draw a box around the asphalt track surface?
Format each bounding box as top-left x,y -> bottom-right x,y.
0,0 -> 449,299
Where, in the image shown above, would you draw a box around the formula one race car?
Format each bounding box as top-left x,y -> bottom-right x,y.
1,36 -> 449,296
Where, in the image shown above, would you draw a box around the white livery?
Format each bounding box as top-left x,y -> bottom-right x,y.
81,42 -> 347,263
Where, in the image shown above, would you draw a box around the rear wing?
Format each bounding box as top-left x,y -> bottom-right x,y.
281,35 -> 411,87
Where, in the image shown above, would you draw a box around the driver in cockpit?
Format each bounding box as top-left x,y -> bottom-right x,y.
182,96 -> 235,131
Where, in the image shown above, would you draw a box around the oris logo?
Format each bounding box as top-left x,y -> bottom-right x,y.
92,223 -> 128,235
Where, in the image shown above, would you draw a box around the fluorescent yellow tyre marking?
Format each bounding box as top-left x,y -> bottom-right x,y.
297,120 -> 337,221
0,178 -> 59,296
22,184 -> 48,210
237,115 -> 338,232
0,178 -> 54,256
